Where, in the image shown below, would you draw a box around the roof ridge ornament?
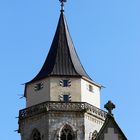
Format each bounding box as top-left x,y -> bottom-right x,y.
104,100 -> 116,116
59,0 -> 67,12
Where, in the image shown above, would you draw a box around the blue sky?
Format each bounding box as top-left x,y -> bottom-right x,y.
0,0 -> 140,139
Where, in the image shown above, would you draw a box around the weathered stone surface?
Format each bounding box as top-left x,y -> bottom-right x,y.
19,110 -> 105,140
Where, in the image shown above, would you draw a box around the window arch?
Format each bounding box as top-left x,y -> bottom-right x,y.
60,124 -> 74,140
31,129 -> 41,140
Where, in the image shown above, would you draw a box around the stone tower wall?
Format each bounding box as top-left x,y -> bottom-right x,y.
19,110 -> 105,140
19,112 -> 85,140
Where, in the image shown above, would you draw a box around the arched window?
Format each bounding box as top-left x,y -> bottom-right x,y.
92,130 -> 98,140
60,125 -> 74,140
31,129 -> 41,140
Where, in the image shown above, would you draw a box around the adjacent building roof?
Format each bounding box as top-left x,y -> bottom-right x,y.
95,114 -> 127,140
27,11 -> 93,83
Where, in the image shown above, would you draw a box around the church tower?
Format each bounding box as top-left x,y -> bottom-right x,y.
18,1 -> 107,140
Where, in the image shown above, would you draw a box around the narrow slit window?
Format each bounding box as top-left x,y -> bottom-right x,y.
87,84 -> 94,93
63,95 -> 69,102
89,85 -> 93,92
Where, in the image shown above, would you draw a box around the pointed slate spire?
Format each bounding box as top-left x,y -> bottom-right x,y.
25,1 -> 103,86
28,11 -> 92,83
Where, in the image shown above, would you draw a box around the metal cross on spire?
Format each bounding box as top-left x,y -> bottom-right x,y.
104,100 -> 116,115
59,0 -> 67,12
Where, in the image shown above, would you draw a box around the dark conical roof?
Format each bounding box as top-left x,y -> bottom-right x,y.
28,12 -> 92,83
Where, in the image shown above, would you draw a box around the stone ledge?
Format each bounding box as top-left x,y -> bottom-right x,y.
19,101 -> 107,121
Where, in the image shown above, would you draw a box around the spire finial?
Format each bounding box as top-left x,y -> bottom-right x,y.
59,0 -> 67,12
104,100 -> 116,115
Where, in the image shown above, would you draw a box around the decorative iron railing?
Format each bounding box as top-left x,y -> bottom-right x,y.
19,101 -> 107,120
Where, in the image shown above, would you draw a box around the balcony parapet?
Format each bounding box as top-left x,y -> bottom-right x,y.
19,101 -> 107,121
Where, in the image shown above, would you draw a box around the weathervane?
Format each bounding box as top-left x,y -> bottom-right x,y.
59,0 -> 67,12
104,100 -> 116,115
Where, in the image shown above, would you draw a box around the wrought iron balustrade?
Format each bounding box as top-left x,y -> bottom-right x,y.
19,101 -> 107,120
